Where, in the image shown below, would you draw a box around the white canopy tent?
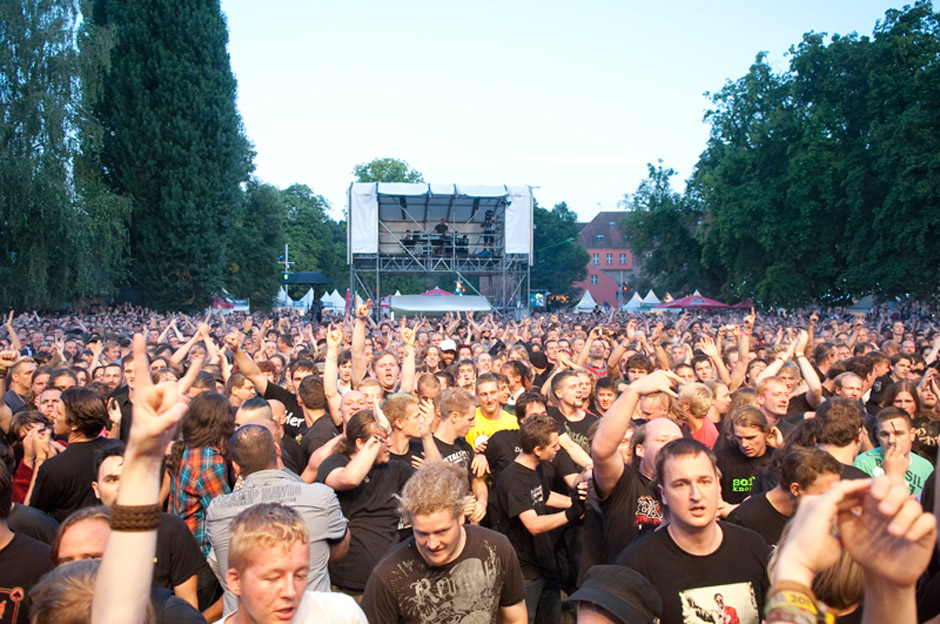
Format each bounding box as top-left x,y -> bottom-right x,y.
320,289 -> 345,310
274,287 -> 292,308
292,288 -> 315,311
389,295 -> 492,315
623,292 -> 644,312
641,290 -> 661,307
572,290 -> 598,313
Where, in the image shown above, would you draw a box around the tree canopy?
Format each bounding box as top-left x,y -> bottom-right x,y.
91,0 -> 254,310
645,1 -> 940,307
352,158 -> 425,183
0,0 -> 130,308
532,202 -> 589,303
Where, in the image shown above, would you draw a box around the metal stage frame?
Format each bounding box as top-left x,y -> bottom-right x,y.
349,252 -> 530,313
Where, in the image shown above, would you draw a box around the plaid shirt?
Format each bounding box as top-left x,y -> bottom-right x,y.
170,446 -> 230,556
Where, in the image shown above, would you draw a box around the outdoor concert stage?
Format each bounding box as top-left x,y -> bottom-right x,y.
347,183 -> 533,312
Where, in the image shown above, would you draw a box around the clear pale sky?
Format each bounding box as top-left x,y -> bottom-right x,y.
220,1 -> 903,223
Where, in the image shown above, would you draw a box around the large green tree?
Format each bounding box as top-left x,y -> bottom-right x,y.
0,0 -> 130,308
620,163 -> 720,296
281,185 -> 347,297
352,157 -> 424,183
693,1 -> 940,306
224,181 -> 285,310
532,201 -> 589,303
91,0 -> 253,310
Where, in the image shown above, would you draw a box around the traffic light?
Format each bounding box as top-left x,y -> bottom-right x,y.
283,272 -> 290,282
622,280 -> 629,294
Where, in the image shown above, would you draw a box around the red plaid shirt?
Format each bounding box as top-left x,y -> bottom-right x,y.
170,446 -> 230,556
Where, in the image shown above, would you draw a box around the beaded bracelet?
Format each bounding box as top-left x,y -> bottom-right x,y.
110,504 -> 162,532
765,581 -> 833,624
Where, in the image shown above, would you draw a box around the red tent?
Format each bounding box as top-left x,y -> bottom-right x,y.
655,294 -> 729,309
420,287 -> 452,296
210,295 -> 234,309
731,299 -> 754,310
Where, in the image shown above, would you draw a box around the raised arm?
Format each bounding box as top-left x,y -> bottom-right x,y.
793,330 -> 822,408
225,331 -> 268,394
322,438 -> 384,491
399,318 -> 417,394
350,302 -> 370,389
4,312 -> 21,353
592,370 -> 681,498
92,335 -> 186,624
323,325 -> 344,427
575,327 -> 600,367
699,334 -> 731,385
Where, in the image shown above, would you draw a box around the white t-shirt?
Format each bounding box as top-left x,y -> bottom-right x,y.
214,590 -> 367,624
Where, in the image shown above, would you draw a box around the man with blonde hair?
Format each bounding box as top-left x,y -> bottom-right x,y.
218,503 -> 364,623
677,383 -> 717,449
361,462 -> 526,623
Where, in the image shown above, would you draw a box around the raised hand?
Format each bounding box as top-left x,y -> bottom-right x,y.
400,317 -> 416,347
129,334 -> 187,458
628,369 -> 684,397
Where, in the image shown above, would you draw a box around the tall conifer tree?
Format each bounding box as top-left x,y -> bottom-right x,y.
91,0 -> 253,310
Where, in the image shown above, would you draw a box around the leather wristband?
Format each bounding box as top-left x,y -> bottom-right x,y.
110,504 -> 162,532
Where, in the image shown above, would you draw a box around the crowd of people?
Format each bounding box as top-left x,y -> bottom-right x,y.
1,301 -> 939,623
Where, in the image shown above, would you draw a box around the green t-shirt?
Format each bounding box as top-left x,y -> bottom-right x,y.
853,448 -> 934,496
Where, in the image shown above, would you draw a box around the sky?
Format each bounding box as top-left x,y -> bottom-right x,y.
220,1 -> 904,223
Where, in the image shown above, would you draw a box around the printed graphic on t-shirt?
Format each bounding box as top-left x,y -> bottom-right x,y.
562,422 -> 590,454
680,581 -> 757,624
390,543 -> 505,623
0,585 -> 26,624
635,495 -> 663,526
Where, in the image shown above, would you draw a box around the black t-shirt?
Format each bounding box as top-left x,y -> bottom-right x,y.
388,439 -> 424,465
299,415 -> 341,463
715,444 -> 774,505
484,429 -> 521,483
913,415 -> 940,465
726,492 -> 789,546
7,503 -> 59,545
841,462 -> 870,480
262,382 -> 304,439
361,525 -> 526,624
787,392 -> 814,418
316,454 -> 414,591
484,430 -> 577,489
150,587 -> 207,624
432,435 -> 475,486
547,406 -> 597,455
491,461 -> 556,580
587,465 -> 662,571
280,435 -> 305,475
0,533 -> 54,624
616,523 -> 770,624
155,513 -> 210,593
29,437 -> 124,522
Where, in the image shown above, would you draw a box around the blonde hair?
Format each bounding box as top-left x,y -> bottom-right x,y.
399,461 -> 468,519
30,560 -> 156,624
383,393 -> 419,427
678,383 -> 713,418
440,387 -> 478,420
228,503 -> 309,573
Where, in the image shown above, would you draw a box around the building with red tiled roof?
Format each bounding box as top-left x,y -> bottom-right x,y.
572,212 -> 637,308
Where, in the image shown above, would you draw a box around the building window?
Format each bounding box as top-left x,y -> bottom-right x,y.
590,275 -> 598,285
606,253 -> 613,264
620,253 -> 626,265
609,221 -> 616,229
592,254 -> 599,265
596,234 -> 604,243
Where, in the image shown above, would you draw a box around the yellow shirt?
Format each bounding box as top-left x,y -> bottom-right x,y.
466,408 -> 519,449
